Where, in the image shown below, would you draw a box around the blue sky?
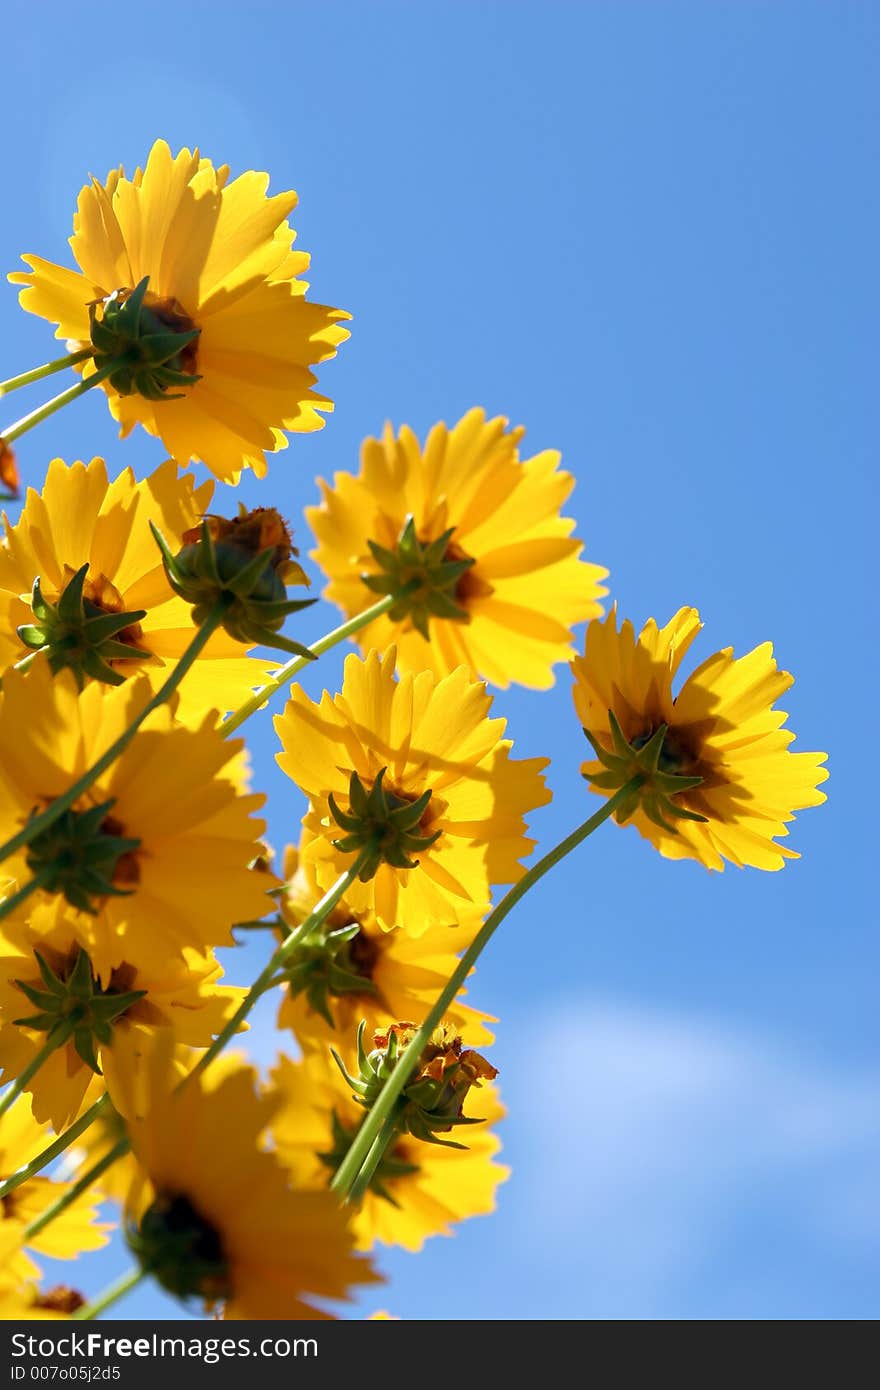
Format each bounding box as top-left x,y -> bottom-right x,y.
1,1 -> 876,1319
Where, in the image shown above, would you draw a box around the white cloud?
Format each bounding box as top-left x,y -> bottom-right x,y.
499,999 -> 880,1316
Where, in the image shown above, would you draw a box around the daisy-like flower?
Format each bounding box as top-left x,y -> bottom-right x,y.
307,408 -> 608,689
10,140 -> 349,482
0,1100 -> 108,1291
0,1278 -> 85,1318
272,1047 -> 508,1253
572,607 -> 829,870
0,666 -> 276,973
0,456 -> 275,714
274,647 -> 550,935
275,839 -> 494,1052
106,1037 -> 380,1319
0,899 -> 245,1131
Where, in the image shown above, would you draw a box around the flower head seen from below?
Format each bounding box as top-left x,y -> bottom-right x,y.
0,457 -> 276,715
274,647 -> 551,935
0,666 -> 275,973
10,140 -> 350,482
106,1036 -> 380,1319
0,1100 -> 108,1290
272,1040 -> 508,1253
0,1277 -> 85,1319
152,501 -> 314,658
275,839 -> 494,1053
307,408 -> 608,689
572,607 -> 829,870
0,898 -> 245,1131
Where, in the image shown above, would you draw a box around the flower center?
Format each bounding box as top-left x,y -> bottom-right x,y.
25,800 -> 142,913
129,1192 -> 231,1304
582,711 -> 711,834
32,1287 -> 86,1314
361,516 -> 492,641
89,275 -> 201,401
630,726 -> 697,776
18,564 -> 149,689
12,944 -> 147,1073
328,767 -> 441,881
281,912 -> 381,1024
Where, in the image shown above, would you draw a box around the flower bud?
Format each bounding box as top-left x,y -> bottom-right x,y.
151,505 -> 316,657
332,1019 -> 497,1149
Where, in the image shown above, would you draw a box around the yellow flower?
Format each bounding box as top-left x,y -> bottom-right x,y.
0,1100 -> 108,1290
272,1050 -> 509,1253
0,666 -> 276,973
0,899 -> 245,1131
307,408 -> 608,689
274,647 -> 550,935
10,140 -> 349,482
276,840 -> 494,1051
0,456 -> 273,713
105,1036 -> 380,1319
0,1282 -> 85,1318
572,607 -> 829,870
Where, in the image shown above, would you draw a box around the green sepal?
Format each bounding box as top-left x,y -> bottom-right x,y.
361,515 -> 476,641
328,768 -> 440,881
582,709 -> 709,833
16,565 -> 148,688
90,276 -> 202,403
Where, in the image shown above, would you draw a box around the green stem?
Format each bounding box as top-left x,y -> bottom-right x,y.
0,865 -> 54,928
0,1017 -> 72,1119
28,854 -> 377,1228
0,360 -> 117,448
188,853 -> 372,1084
347,1112 -> 401,1205
12,647 -> 43,673
71,1266 -> 145,1321
330,780 -> 642,1199
0,597 -> 232,869
0,349 -> 93,399
0,1095 -> 110,1199
23,1136 -> 129,1243
222,592 -> 400,736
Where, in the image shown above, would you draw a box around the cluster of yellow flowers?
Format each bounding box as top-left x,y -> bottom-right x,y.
0,141 -> 827,1321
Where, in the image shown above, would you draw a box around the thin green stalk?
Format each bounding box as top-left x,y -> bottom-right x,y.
0,866 -> 54,929
347,1112 -> 401,1205
222,592 -> 400,736
26,854 -> 376,1229
0,1017 -> 72,1119
23,1136 -> 129,1243
0,360 -> 117,447
0,349 -> 93,399
0,596 -> 232,868
12,648 -> 42,673
0,1095 -> 110,1199
71,1266 -> 145,1321
188,853 -> 372,1083
330,779 -> 643,1199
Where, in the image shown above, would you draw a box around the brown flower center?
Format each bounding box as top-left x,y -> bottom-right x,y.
33,1287 -> 86,1314
441,535 -> 494,606
120,288 -> 200,376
